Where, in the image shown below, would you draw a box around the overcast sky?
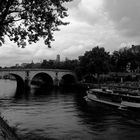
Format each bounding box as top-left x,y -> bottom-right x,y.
0,0 -> 140,66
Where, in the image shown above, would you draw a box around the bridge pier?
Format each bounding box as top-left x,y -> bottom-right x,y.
24,78 -> 31,91
53,72 -> 60,87
53,78 -> 60,87
15,78 -> 30,98
24,70 -> 31,91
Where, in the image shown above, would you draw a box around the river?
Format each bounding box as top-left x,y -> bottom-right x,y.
0,79 -> 140,140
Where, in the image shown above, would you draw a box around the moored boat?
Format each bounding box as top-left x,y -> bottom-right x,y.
85,87 -> 140,111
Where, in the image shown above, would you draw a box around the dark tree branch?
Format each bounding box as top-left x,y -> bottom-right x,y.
0,0 -> 15,25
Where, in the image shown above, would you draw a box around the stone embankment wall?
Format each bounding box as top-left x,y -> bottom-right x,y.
0,116 -> 19,140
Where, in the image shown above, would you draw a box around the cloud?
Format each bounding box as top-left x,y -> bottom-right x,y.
104,0 -> 140,37
68,0 -> 106,25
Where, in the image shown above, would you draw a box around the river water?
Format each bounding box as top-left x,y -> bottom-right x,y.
0,80 -> 140,140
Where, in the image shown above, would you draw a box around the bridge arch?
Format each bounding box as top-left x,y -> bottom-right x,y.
31,72 -> 53,88
8,73 -> 25,96
60,74 -> 77,85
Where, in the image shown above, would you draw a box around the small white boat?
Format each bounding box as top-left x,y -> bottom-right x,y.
85,87 -> 140,111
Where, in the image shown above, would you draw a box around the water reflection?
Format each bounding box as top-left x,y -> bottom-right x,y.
0,80 -> 140,140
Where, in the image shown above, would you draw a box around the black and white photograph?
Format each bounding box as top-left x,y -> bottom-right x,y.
0,0 -> 140,140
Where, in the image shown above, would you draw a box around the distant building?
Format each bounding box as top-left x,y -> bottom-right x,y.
31,60 -> 34,64
56,54 -> 60,63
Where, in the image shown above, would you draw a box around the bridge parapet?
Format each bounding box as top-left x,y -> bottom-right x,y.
0,68 -> 74,73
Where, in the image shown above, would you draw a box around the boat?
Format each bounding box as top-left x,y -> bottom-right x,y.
85,87 -> 140,111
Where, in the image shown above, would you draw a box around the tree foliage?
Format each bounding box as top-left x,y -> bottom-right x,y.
110,46 -> 140,72
79,46 -> 111,75
0,0 -> 72,47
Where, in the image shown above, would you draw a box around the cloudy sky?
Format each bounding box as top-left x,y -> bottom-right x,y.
0,0 -> 140,66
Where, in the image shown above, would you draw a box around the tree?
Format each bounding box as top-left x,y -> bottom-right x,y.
79,46 -> 111,75
111,47 -> 139,72
0,0 -> 72,47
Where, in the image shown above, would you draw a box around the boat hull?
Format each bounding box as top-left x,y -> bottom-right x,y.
121,101 -> 140,111
85,93 -> 124,109
85,89 -> 140,111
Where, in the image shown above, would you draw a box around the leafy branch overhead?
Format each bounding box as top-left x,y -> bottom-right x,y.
0,0 -> 72,48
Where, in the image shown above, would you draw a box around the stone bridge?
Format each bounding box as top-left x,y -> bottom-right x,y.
0,69 -> 78,91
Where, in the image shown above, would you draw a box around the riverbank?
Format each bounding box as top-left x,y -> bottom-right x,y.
0,115 -> 19,140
